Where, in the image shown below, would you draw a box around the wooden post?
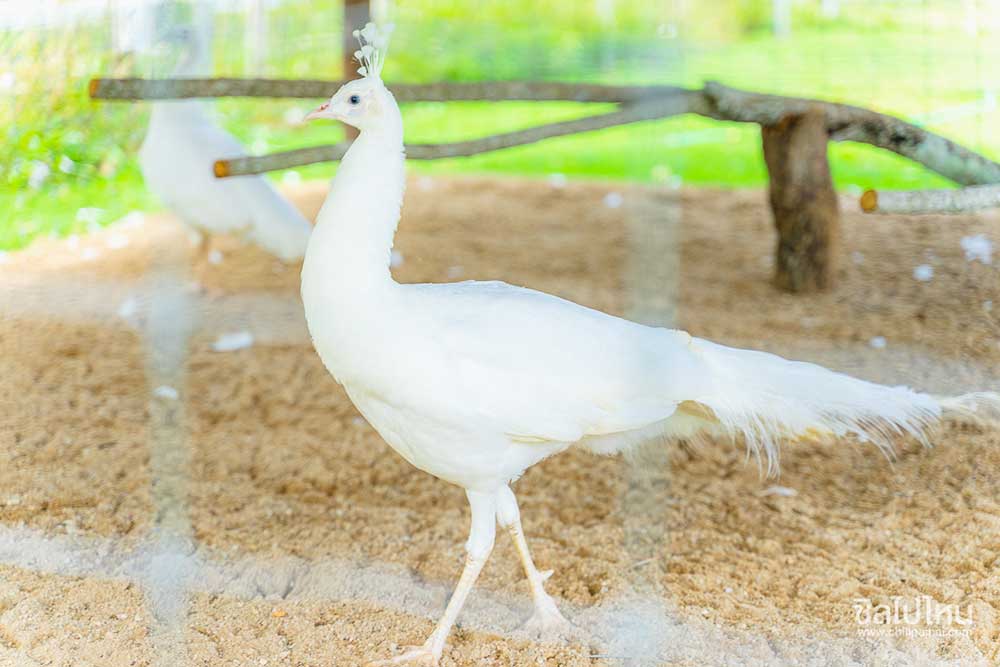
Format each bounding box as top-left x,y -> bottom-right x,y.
342,0 -> 370,140
762,107 -> 839,292
773,0 -> 792,38
245,0 -> 268,76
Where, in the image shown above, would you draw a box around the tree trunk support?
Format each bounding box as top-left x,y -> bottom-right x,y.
762,107 -> 840,292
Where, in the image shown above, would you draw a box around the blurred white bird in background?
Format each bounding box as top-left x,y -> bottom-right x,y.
301,24 -> 999,667
139,24 -> 311,263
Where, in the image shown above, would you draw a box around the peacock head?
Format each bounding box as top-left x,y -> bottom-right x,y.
306,22 -> 398,134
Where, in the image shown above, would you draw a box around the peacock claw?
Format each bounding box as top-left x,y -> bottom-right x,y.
366,643 -> 441,667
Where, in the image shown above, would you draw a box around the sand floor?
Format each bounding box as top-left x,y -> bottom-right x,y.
0,176 -> 997,666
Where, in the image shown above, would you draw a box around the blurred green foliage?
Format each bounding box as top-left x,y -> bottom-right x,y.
0,0 -> 997,249
0,28 -> 153,245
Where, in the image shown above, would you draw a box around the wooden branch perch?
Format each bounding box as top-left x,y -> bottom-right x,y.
860,184 -> 1000,214
90,75 -> 1000,186
702,81 -> 1000,187
89,77 -> 687,103
89,73 -> 1000,296
214,93 -> 703,177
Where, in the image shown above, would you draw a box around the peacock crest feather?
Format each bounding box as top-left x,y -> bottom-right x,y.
352,22 -> 394,79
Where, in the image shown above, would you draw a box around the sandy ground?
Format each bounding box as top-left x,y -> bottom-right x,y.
0,317 -> 151,537
0,176 -> 998,666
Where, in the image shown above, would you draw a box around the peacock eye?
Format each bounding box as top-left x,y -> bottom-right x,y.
349,94 -> 361,105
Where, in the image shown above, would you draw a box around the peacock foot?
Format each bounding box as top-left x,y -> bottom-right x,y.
520,595 -> 578,642
366,642 -> 441,667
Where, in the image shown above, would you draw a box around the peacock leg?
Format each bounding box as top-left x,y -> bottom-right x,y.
496,486 -> 573,639
367,489 -> 496,667
190,230 -> 210,265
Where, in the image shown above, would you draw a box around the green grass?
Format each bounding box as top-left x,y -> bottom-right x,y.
0,168 -> 151,249
1,0 -> 996,249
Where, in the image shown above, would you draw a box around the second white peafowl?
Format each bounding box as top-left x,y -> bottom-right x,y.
301,24 -> 999,666
140,26 -> 312,263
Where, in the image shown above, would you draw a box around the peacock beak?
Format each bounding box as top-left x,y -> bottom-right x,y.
305,102 -> 338,122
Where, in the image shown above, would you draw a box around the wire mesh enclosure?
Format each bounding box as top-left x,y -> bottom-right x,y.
1,2 -> 999,666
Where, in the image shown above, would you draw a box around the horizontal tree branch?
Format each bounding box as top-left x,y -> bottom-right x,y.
860,184 -> 1000,214
91,76 -> 1000,186
215,93 -> 705,177
89,77 -> 687,103
702,81 -> 1000,187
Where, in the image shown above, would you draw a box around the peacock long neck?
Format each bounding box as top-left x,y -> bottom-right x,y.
149,98 -> 210,126
303,126 -> 406,316
149,31 -> 214,125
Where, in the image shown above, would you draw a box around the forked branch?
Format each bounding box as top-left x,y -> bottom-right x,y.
701,82 -> 1000,187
